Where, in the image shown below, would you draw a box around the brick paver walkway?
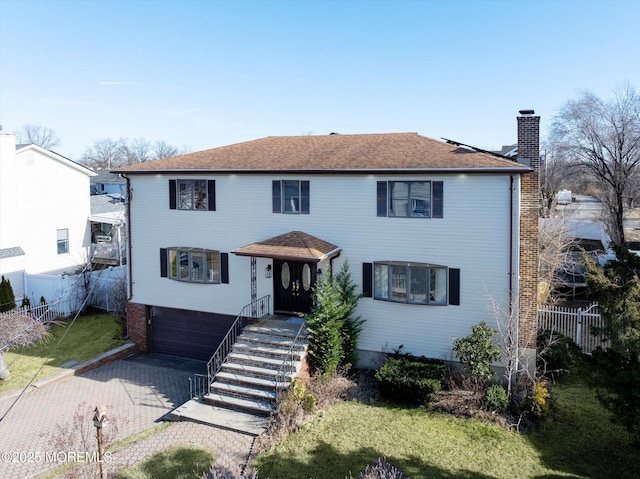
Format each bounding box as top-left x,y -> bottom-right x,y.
0,354 -> 256,479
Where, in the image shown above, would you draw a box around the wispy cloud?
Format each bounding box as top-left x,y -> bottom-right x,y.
156,107 -> 201,117
99,81 -> 140,86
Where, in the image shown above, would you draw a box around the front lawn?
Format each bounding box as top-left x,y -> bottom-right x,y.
118,445 -> 214,479
0,312 -> 124,395
255,377 -> 639,479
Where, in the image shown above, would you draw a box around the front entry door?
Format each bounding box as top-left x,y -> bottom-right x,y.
274,260 -> 316,314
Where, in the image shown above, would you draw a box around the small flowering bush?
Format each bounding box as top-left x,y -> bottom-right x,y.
527,380 -> 551,418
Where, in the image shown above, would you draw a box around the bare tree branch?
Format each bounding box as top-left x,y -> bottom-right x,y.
15,124 -> 60,150
549,85 -> 640,246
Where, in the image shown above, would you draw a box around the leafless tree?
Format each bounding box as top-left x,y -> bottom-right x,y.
82,138 -> 127,169
82,137 -> 183,169
153,139 -> 180,160
0,312 -> 49,379
121,137 -> 153,164
540,140 -> 571,217
15,124 -> 60,149
538,218 -> 585,305
549,85 -> 640,246
43,402 -> 124,479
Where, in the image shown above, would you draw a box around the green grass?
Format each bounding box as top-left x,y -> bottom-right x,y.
528,376 -> 640,479
255,378 -> 640,479
117,445 -> 215,479
0,313 -> 124,395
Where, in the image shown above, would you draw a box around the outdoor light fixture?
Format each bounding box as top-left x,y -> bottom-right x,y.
265,264 -> 272,278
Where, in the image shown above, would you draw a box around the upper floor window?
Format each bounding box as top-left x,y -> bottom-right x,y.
57,229 -> 69,255
273,180 -> 310,214
169,179 -> 216,211
377,181 -> 443,218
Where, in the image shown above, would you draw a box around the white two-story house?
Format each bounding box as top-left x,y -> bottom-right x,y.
0,133 -> 96,302
117,112 -> 540,367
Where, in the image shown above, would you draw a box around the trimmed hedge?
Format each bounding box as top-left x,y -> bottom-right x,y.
375,355 -> 447,405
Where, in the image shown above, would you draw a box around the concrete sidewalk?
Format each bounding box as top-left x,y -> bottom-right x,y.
0,353 -> 258,479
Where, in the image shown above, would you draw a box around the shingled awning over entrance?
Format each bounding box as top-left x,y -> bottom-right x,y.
232,231 -> 341,263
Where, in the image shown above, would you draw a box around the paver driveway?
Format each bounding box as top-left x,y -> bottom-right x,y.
0,353 -> 255,479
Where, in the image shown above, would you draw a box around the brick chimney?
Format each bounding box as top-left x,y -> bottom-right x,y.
516,110 -> 540,170
516,110 -> 540,363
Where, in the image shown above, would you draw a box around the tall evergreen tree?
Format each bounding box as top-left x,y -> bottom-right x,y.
334,261 -> 365,368
0,276 -> 16,312
303,261 -> 363,374
584,246 -> 640,443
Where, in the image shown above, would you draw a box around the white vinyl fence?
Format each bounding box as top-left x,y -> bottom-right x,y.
0,299 -> 74,325
538,302 -> 610,354
24,265 -> 126,315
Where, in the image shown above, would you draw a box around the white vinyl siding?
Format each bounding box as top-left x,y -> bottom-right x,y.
128,173 -> 517,360
6,145 -> 93,274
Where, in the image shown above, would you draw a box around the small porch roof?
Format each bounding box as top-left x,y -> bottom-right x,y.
232,231 -> 341,263
89,212 -> 124,225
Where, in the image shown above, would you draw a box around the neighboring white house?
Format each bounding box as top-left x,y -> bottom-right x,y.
117,113 -> 540,365
0,133 -> 96,302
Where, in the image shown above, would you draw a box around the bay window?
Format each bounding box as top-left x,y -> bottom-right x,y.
166,248 -> 221,283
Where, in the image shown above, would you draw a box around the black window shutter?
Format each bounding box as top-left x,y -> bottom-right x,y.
169,180 -> 177,210
221,253 -> 229,284
207,180 -> 216,211
362,263 -> 373,297
432,181 -> 443,218
160,248 -> 168,277
377,181 -> 387,217
300,180 -> 310,214
449,268 -> 460,305
272,180 -> 281,213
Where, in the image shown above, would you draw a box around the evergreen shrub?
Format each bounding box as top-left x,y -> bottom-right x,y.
375,355 -> 447,405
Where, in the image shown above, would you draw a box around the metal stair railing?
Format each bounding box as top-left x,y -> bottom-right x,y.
189,373 -> 209,399
275,321 -> 308,403
205,294 -> 270,393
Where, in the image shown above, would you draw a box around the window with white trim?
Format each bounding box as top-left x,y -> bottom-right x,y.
169,179 -> 216,211
57,229 -> 69,255
377,180 -> 443,218
374,261 -> 448,305
272,180 -> 310,214
179,180 -> 207,210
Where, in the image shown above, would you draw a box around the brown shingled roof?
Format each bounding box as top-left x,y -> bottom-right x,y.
113,133 -> 528,174
232,231 -> 341,262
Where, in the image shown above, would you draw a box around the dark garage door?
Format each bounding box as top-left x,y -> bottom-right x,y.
150,307 -> 236,361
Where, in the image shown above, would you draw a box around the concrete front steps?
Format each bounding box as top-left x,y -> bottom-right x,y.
202,318 -> 308,416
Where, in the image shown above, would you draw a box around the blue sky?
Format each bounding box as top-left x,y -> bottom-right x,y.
1,0 -> 638,161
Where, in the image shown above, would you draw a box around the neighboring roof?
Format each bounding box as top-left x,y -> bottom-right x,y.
89,212 -> 125,225
114,133 -> 530,174
232,231 -> 341,262
16,144 -> 97,177
91,194 -> 126,214
91,169 -> 126,184
495,144 -> 517,158
0,247 -> 25,259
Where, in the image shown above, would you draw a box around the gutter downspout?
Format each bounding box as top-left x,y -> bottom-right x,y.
509,174 -> 520,385
509,175 -> 514,314
121,174 -> 134,301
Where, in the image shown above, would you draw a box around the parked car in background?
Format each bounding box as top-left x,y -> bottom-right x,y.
558,189 -> 573,205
